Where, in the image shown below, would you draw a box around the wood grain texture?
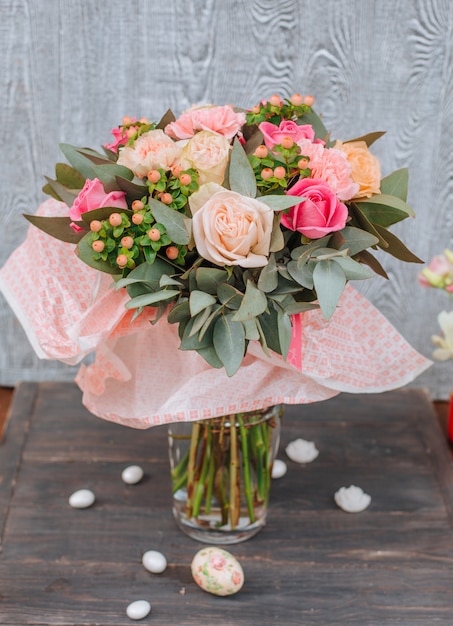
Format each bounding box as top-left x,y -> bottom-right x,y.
1,383 -> 453,624
0,0 -> 453,397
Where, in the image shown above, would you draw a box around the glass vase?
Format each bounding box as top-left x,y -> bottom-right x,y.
168,405 -> 283,544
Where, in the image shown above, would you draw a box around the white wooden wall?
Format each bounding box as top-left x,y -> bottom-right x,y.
1,0 -> 452,398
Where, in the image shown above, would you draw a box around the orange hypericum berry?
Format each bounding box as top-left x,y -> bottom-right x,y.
109,213 -> 122,227
160,192 -> 173,205
90,220 -> 102,232
165,246 -> 179,260
139,117 -> 150,124
254,145 -> 268,159
148,228 -> 161,241
303,95 -> 315,107
122,115 -> 133,125
92,240 -> 105,252
126,127 -> 137,138
273,166 -> 286,179
147,170 -> 161,183
269,94 -> 282,107
132,200 -> 145,211
280,136 -> 294,149
171,165 -> 183,177
261,168 -> 273,180
252,105 -> 261,114
290,93 -> 304,106
121,236 -> 134,249
132,213 -> 144,225
298,158 -> 309,169
179,173 -> 192,186
116,254 -> 128,268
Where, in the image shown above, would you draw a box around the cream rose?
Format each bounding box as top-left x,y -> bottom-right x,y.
180,131 -> 230,185
117,129 -> 182,178
189,183 -> 274,268
335,140 -> 381,198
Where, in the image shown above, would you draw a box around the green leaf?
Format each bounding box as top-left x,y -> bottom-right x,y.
349,204 -> 389,248
312,259 -> 346,319
189,290 -> 217,317
159,275 -> 184,288
333,226 -> 380,256
213,314 -> 245,376
258,253 -> 278,292
77,147 -> 116,165
115,176 -> 148,201
232,280 -> 268,322
355,249 -> 389,279
374,224 -> 424,263
259,194 -> 303,211
229,138 -> 257,198
167,300 -> 190,324
279,300 -> 319,314
344,131 -> 385,147
43,177 -> 78,207
195,267 -> 229,294
244,128 -> 264,155
125,289 -> 180,309
196,345 -> 223,369
24,214 -> 86,244
59,143 -> 96,180
93,163 -> 134,192
331,256 -> 375,280
188,305 -> 213,337
122,257 -> 177,291
156,108 -> 176,130
269,213 -> 284,252
77,233 -> 121,274
80,206 -> 133,225
277,310 -> 292,359
380,168 -> 409,201
354,193 -> 415,220
242,318 -> 260,340
148,198 -> 190,244
55,163 -> 85,189
258,306 -> 281,354
180,315 -> 214,350
217,283 -> 243,309
287,260 -> 315,289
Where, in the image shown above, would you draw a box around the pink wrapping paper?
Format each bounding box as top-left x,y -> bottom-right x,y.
0,199 -> 431,428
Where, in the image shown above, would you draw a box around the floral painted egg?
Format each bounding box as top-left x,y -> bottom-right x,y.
191,547 -> 244,596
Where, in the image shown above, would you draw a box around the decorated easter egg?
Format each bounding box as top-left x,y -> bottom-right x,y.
191,547 -> 244,596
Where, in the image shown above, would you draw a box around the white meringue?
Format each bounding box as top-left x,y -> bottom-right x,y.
285,438 -> 319,463
334,485 -> 371,512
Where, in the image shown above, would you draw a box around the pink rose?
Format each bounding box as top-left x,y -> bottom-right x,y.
259,120 -> 315,149
117,129 -> 182,178
69,178 -> 128,230
297,140 -> 359,201
189,183 -> 274,268
165,105 -> 246,140
282,178 -> 348,239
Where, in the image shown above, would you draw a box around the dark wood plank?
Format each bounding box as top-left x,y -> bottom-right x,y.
1,383 -> 453,625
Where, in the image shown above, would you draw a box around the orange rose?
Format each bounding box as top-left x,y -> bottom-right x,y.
335,140 -> 381,198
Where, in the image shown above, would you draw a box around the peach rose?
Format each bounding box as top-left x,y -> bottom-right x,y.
117,129 -> 182,177
297,139 -> 359,201
180,131 -> 230,185
335,140 -> 381,198
189,183 -> 274,267
165,105 -> 246,140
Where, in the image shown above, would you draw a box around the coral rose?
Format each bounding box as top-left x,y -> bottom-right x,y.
297,140 -> 359,201
259,120 -> 315,149
165,105 -> 246,140
189,183 -> 273,267
282,178 -> 348,239
117,129 -> 182,178
180,131 -> 230,185
68,178 -> 128,231
335,140 -> 381,198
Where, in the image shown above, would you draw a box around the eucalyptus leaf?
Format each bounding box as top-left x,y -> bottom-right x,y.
343,131 -> 385,147
199,304 -> 222,341
121,257 -> 177,291
167,300 -> 191,324
280,300 -> 319,314
374,224 -> 424,263
148,198 -> 190,244
290,235 -> 332,261
24,214 -> 86,244
229,138 -> 257,198
93,163 -> 134,192
232,280 -> 268,322
197,345 -> 223,369
159,275 -> 184,288
81,206 -> 133,225
277,310 -> 292,359
189,290 -> 217,317
44,177 -> 79,207
115,176 -> 148,200
331,256 -> 375,280
180,316 -> 214,350
350,205 -> 389,248
242,318 -> 260,340
333,226 -> 380,256
259,194 -> 303,211
77,147 -> 116,165
312,259 -> 346,319
258,253 -> 278,292
287,260 -> 314,289
213,313 -> 245,376
195,267 -> 229,294
42,182 -> 62,201
258,306 -> 281,354
380,168 -> 409,201
255,318 -> 271,357
188,306 -> 213,337
124,289 -> 180,309
269,214 -> 285,252
59,143 -> 96,180
77,233 -> 121,274
217,283 -> 243,309
354,193 -> 415,218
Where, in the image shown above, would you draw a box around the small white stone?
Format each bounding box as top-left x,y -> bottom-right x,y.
334,485 -> 371,513
142,550 -> 167,574
271,459 -> 287,479
285,438 -> 319,463
126,600 -> 151,620
122,465 -> 144,485
68,489 -> 95,509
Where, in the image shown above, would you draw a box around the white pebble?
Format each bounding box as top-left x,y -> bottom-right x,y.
286,438 -> 319,463
122,465 -> 144,485
334,485 -> 371,513
142,550 -> 167,574
126,600 -> 151,620
68,489 -> 95,509
271,459 -> 287,479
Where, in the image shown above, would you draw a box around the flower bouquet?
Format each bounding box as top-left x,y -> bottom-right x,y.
0,93 -> 431,542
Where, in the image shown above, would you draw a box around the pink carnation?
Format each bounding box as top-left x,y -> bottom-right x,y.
69,178 -> 128,231
165,105 -> 246,140
298,140 -> 359,201
259,120 -> 315,149
282,178 -> 348,239
104,127 -> 129,153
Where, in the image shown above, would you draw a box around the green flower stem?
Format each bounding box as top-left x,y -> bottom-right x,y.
229,418 -> 240,528
238,415 -> 255,523
192,424 -> 212,518
185,421 -> 201,518
204,449 -> 215,514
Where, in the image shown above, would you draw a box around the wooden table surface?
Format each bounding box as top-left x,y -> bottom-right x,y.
1,382 -> 453,625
